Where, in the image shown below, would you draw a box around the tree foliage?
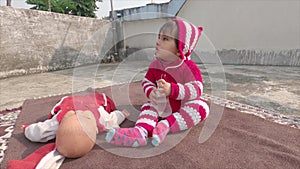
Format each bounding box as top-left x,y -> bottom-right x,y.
26,0 -> 102,18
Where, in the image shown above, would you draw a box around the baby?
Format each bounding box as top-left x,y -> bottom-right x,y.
106,19 -> 209,147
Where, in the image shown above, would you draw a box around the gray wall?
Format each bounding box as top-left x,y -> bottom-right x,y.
0,6 -> 111,79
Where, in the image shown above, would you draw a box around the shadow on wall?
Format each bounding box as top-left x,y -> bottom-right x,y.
48,21 -> 117,72
48,46 -> 111,72
48,46 -> 79,71
47,23 -> 118,73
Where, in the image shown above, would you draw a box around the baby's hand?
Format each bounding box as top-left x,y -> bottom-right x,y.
149,89 -> 158,103
149,88 -> 164,104
121,109 -> 130,118
150,87 -> 169,105
156,79 -> 171,96
21,124 -> 29,132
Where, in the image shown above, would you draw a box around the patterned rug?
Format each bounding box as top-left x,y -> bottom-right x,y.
0,82 -> 299,168
0,108 -> 21,164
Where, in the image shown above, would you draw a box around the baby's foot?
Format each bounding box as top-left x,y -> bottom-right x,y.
105,126 -> 148,147
151,120 -> 170,146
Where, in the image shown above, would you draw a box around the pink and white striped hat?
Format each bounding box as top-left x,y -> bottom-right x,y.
173,19 -> 203,60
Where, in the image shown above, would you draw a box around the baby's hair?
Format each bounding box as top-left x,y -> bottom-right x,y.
159,20 -> 179,48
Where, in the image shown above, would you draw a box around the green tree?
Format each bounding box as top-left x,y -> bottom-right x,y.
26,0 -> 102,18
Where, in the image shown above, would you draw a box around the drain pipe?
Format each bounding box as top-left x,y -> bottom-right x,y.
110,0 -> 118,61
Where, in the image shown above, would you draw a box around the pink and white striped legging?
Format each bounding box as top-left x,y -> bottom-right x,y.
135,98 -> 209,137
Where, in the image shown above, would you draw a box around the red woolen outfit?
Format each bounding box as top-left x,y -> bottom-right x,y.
140,57 -> 209,135
49,93 -> 116,132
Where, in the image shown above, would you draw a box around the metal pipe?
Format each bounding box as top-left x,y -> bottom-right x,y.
110,0 -> 114,20
110,0 -> 118,60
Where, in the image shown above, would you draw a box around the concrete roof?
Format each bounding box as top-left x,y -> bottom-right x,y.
111,0 -> 186,21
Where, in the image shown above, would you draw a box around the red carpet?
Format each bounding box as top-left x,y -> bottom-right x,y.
1,82 -> 299,169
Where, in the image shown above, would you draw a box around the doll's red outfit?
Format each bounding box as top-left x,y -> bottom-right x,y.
50,93 -> 116,132
7,93 -> 125,169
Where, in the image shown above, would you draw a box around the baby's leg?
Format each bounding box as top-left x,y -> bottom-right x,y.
151,120 -> 170,146
24,114 -> 59,142
7,142 -> 65,169
105,126 -> 148,147
167,99 -> 209,133
106,103 -> 158,147
152,99 -> 209,146
7,143 -> 57,169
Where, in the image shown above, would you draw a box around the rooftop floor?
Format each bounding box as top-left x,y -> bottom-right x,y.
1,62 -> 299,119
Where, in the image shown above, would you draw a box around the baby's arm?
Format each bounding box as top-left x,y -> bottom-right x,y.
113,109 -> 130,125
23,114 -> 59,142
142,77 -> 157,99
168,66 -> 203,101
99,106 -> 130,130
169,81 -> 203,101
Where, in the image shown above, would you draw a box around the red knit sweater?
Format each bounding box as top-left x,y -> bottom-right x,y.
142,58 -> 204,113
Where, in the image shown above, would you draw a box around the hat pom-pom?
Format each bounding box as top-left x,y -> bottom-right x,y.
198,26 -> 203,32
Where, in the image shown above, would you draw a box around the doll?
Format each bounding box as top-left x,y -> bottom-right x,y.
7,92 -> 129,169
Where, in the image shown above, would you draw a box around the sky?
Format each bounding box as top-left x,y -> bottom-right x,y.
0,0 -> 170,18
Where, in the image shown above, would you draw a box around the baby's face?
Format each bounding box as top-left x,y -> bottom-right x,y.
155,33 -> 180,62
56,110 -> 97,158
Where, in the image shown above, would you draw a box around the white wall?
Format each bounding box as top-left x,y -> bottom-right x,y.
121,0 -> 300,66
123,18 -> 170,49
178,0 -> 300,51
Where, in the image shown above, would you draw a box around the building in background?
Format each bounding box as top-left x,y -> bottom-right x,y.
113,0 -> 300,66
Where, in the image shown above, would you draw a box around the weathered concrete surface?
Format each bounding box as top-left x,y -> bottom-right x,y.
0,62 -> 299,119
0,6 -> 111,79
199,64 -> 300,118
191,49 -> 300,66
217,49 -> 300,66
